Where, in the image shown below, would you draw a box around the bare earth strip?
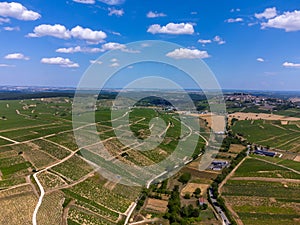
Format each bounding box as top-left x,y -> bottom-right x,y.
228,112 -> 300,121
231,177 -> 300,183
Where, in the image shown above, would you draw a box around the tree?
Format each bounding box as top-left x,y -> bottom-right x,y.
178,172 -> 191,184
184,193 -> 190,199
194,188 -> 201,196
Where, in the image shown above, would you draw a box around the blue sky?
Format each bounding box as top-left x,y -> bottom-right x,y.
0,0 -> 300,90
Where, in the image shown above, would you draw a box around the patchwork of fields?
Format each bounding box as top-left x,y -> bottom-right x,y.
221,156 -> 300,225
232,119 -> 300,152
0,98 -> 207,224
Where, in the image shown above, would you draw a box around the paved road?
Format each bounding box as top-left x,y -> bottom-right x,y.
208,189 -> 231,225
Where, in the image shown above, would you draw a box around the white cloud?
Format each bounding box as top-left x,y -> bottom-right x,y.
102,42 -> 125,50
146,11 -> 166,18
56,42 -> 138,54
166,48 -> 210,59
27,24 -> 71,39
225,18 -> 243,23
56,46 -> 103,53
90,59 -> 103,64
255,7 -> 277,19
110,62 -> 119,67
41,57 -> 79,68
108,8 -> 124,16
70,25 -> 107,44
98,0 -> 125,5
191,12 -> 197,15
198,39 -> 212,44
261,10 -> 300,32
73,0 -> 95,4
283,62 -> 300,68
0,2 -> 40,21
0,63 -> 15,67
110,58 -> 118,62
28,24 -> 107,43
231,8 -> 240,13
257,57 -> 264,62
3,26 -> 19,31
0,17 -> 10,24
147,22 -> 194,35
4,53 -> 29,60
213,35 -> 226,44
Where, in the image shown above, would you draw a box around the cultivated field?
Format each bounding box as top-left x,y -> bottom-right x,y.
222,156 -> 300,225
232,119 -> 300,152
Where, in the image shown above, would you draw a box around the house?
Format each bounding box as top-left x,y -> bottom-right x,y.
210,161 -> 228,170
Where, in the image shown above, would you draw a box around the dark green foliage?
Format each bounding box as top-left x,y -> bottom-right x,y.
178,172 -> 191,184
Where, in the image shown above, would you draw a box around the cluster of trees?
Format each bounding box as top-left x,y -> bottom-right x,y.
184,187 -> 201,200
164,185 -> 204,225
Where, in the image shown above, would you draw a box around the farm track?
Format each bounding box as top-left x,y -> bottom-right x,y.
254,157 -> 300,175
218,157 -> 248,225
231,176 -> 300,183
0,135 -> 19,144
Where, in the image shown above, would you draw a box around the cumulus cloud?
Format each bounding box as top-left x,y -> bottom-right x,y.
28,24 -> 107,43
56,42 -> 138,54
98,0 -> 125,5
255,7 -> 277,19
213,35 -> 226,44
70,25 -> 107,43
166,48 -> 210,59
0,17 -> 10,24
108,8 -> 124,16
147,22 -> 194,35
3,26 -> 19,31
41,57 -> 79,68
27,24 -> 71,39
146,11 -> 166,18
56,46 -> 103,53
102,42 -> 126,50
73,0 -> 95,4
283,62 -> 300,68
257,57 -> 264,62
4,53 -> 29,60
0,2 -> 40,21
261,10 -> 300,31
225,18 -> 243,23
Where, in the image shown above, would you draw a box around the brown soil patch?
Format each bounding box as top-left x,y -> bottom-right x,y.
144,198 -> 168,213
229,144 -> 245,154
228,112 -> 300,122
181,183 -> 209,196
294,155 -> 300,162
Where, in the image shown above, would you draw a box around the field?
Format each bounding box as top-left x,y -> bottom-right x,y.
144,198 -> 168,213
0,185 -> 38,225
0,96 -> 227,225
232,119 -> 300,152
221,156 -> 300,225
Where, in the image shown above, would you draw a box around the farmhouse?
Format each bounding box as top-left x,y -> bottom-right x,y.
210,161 -> 229,171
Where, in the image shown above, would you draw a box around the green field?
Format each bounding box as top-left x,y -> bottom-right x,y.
232,120 -> 300,152
233,157 -> 300,179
